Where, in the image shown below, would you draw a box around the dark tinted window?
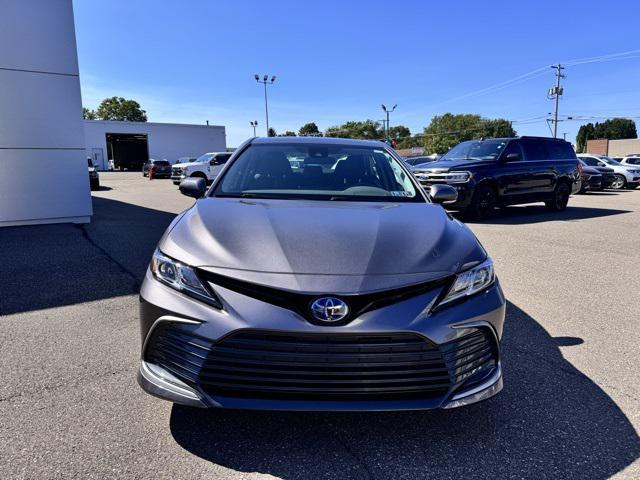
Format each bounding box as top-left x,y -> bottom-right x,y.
521,139 -> 547,160
154,160 -> 170,166
546,140 -> 576,160
216,154 -> 232,164
626,158 -> 640,165
440,139 -> 508,162
580,156 -> 599,166
501,141 -> 524,161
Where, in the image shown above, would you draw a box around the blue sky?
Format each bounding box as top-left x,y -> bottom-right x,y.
73,0 -> 640,147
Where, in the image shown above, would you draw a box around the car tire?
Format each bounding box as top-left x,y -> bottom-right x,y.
545,182 -> 570,211
465,183 -> 497,221
611,174 -> 626,189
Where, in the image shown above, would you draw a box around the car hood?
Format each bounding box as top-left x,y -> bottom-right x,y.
173,161 -> 205,169
413,159 -> 490,172
160,198 -> 486,293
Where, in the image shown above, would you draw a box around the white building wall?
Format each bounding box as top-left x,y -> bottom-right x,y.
0,0 -> 92,226
84,121 -> 226,170
607,139 -> 640,157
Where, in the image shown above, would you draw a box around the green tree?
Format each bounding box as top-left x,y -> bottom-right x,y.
267,127 -> 277,137
593,118 -> 637,140
388,125 -> 411,140
281,130 -> 297,136
298,122 -> 322,136
94,96 -> 147,122
576,123 -> 596,153
325,120 -> 383,139
82,107 -> 97,120
396,136 -> 422,149
422,113 -> 516,154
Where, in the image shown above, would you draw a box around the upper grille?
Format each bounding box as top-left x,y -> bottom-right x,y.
145,324 -> 498,402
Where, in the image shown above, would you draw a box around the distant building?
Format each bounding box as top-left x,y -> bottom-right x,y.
586,138 -> 640,157
84,120 -> 226,170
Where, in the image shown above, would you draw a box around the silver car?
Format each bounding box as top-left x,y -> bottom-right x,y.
138,137 -> 506,411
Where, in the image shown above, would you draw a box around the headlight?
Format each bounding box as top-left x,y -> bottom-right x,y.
150,249 -> 222,308
445,171 -> 472,183
439,257 -> 495,306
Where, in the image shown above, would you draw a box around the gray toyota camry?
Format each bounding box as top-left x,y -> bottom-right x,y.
138,136 -> 506,410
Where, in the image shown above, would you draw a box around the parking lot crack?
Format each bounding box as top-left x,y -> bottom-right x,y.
322,417 -> 374,479
75,224 -> 140,290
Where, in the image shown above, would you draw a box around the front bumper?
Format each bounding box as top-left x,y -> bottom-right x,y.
581,175 -> 602,191
138,269 -> 506,411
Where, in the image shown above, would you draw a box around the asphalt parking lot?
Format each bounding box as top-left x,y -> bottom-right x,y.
2,172 -> 639,479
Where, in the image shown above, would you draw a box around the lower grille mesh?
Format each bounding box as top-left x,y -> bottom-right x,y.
145,325 -> 497,401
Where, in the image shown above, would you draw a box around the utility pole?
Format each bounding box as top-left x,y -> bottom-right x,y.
255,74 -> 276,135
549,64 -> 565,138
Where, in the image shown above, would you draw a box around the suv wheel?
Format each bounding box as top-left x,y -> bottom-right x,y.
546,182 -> 570,211
466,184 -> 497,221
611,175 -> 626,189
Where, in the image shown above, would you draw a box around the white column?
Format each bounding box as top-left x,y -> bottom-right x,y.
0,0 -> 92,226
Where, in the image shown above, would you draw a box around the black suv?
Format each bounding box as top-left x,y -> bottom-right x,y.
412,137 -> 581,219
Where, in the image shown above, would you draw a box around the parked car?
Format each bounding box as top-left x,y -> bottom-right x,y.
577,164 -> 602,193
171,152 -> 232,185
143,159 -> 172,178
88,157 -> 99,191
578,158 -> 615,189
411,136 -> 581,219
577,154 -> 640,189
620,156 -> 640,166
404,155 -> 439,166
138,137 -> 505,411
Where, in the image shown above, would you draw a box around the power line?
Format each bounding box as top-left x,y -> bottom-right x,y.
432,48 -> 640,107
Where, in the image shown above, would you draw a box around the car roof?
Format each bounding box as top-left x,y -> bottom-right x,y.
251,136 -> 388,147
463,136 -> 570,143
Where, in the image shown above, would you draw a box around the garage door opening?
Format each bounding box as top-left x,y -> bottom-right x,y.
106,133 -> 149,171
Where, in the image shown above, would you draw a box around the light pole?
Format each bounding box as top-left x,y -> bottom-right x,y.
250,120 -> 258,137
255,74 -> 276,136
381,104 -> 397,140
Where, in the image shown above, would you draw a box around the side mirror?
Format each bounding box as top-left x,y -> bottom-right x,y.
209,159 -> 219,166
179,177 -> 206,198
504,152 -> 521,162
429,184 -> 458,204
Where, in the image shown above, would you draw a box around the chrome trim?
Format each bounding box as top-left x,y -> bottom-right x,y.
139,360 -> 202,402
442,368 -> 503,409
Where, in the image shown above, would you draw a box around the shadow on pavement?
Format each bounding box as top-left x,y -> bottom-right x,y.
0,197 -> 178,316
170,301 -> 640,479
457,204 -> 631,225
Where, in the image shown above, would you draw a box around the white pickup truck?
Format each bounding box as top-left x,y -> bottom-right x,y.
171,152 -> 233,185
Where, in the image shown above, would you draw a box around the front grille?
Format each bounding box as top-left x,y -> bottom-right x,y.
145,324 -> 498,402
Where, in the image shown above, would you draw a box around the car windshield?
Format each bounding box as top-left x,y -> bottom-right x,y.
440,140 -> 508,162
196,153 -> 215,163
154,160 -> 170,166
212,143 -> 422,202
601,156 -> 621,165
